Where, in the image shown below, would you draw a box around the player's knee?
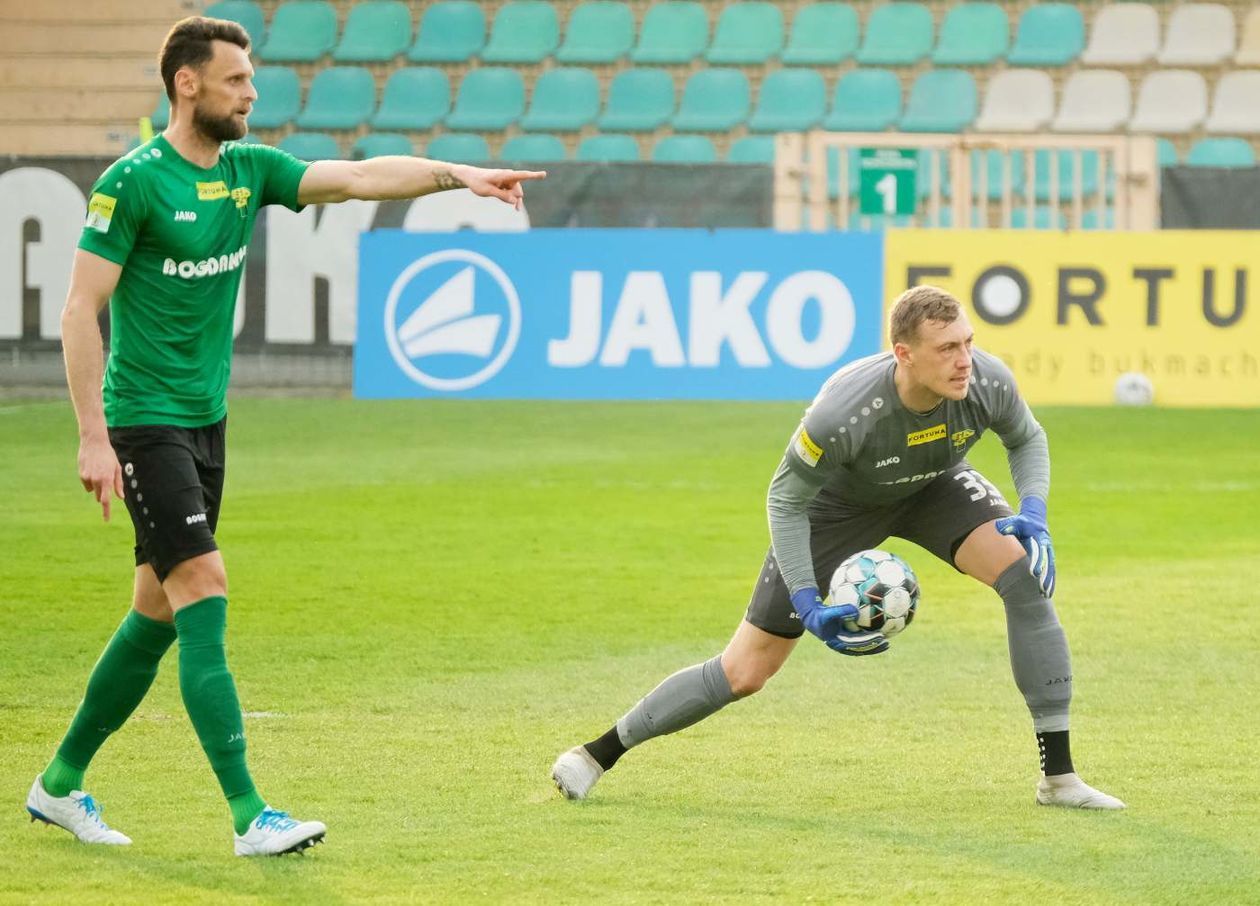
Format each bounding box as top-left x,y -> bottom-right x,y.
722,658 -> 777,698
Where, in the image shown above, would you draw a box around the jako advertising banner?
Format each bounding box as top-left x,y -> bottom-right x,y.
354,230 -> 884,399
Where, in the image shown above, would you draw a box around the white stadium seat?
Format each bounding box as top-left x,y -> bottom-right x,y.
1082,4 -> 1159,65
976,70 -> 1055,132
1052,70 -> 1131,133
1204,71 -> 1260,134
1158,3 -> 1235,65
1130,70 -> 1208,133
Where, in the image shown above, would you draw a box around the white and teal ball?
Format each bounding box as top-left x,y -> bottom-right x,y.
828,549 -> 921,637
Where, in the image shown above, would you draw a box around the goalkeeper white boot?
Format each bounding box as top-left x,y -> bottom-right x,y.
551,746 -> 604,800
26,774 -> 131,845
234,807 -> 326,856
1036,772 -> 1126,810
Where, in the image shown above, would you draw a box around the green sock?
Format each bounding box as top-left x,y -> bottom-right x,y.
174,596 -> 264,835
44,610 -> 177,797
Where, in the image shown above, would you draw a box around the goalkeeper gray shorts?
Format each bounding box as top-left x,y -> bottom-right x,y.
744,461 -> 1015,639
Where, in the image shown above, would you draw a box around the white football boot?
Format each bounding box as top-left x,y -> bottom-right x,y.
26,774 -> 132,845
551,746 -> 604,800
1036,772 -> 1126,810
234,807 -> 326,856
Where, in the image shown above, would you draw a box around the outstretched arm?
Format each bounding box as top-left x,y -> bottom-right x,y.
297,158 -> 546,207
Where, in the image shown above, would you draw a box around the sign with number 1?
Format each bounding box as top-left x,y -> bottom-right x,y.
858,149 -> 918,216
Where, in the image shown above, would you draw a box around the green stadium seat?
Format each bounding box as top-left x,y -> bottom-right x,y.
632,2 -> 709,64
557,2 -> 634,63
1080,208 -> 1115,230
823,69 -> 900,132
652,135 -> 717,163
576,134 -> 641,161
520,68 -> 600,132
205,1 -> 266,47
826,147 -> 860,198
706,2 -> 784,64
351,133 -> 415,159
278,131 -> 341,160
916,149 -> 951,198
501,133 -> 568,162
899,70 -> 977,132
1187,137 -> 1257,167
1033,150 -> 1106,200
598,68 -> 674,131
408,2 -> 485,63
445,68 -> 525,130
425,133 -> 491,162
296,66 -> 376,130
972,149 -> 1027,200
481,1 -> 560,63
728,135 -> 776,164
672,68 -> 751,132
248,66 -> 302,128
236,133 -> 263,145
151,93 -> 169,130
847,211 -> 914,230
1157,138 -> 1180,167
1007,4 -> 1083,67
932,3 -> 1009,66
747,69 -> 825,132
333,1 -> 412,63
856,3 -> 934,66
782,3 -> 859,65
1010,206 -> 1067,230
258,1 -> 337,62
371,68 -> 450,131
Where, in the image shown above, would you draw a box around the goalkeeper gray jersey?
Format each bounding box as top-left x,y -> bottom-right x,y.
767,347 -> 1049,593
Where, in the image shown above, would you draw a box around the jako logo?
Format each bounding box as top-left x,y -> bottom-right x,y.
384,250 -> 521,391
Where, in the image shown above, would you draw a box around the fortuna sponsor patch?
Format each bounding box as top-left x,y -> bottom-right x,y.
906,424 -> 947,447
951,428 -> 976,448
85,193 -> 116,233
196,180 -> 229,201
793,426 -> 823,467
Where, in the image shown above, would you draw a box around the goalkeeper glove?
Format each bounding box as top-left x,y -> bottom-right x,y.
995,496 -> 1056,597
790,587 -> 888,656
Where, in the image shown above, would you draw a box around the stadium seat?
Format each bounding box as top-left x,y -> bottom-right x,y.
632,2 -> 709,64
727,135 -> 776,164
501,133 -> 568,162
1034,149 -> 1103,201
408,1 -> 485,63
1157,138 -> 1179,167
856,3 -> 934,66
248,66 -> 301,128
598,69 -> 674,131
425,133 -> 490,162
151,93 -> 169,130
1159,4 -> 1235,66
1187,137 -> 1257,167
1237,6 -> 1260,64
652,135 -> 717,163
1081,3 -> 1158,65
1007,4 -> 1083,66
205,1 -> 266,46
1051,70 -> 1131,133
847,211 -> 914,231
576,134 -> 641,161
976,70 -> 1054,132
482,1 -> 560,63
371,68 -> 450,131
1205,72 -> 1260,134
822,68 -> 900,131
520,68 -> 600,132
971,149 -> 1027,200
296,67 -> 376,130
747,69 -> 825,132
557,2 -> 634,63
1080,208 -> 1115,230
899,70 -> 977,133
1131,70 -> 1208,134
932,3 -> 1009,66
706,2 -> 784,64
236,133 -> 263,145
826,147 -> 861,198
445,68 -> 526,130
258,1 -> 337,62
333,1 -> 412,62
671,69 -> 751,132
781,3 -> 859,65
917,149 -> 951,198
1010,206 -> 1067,230
351,133 -> 414,159
278,131 -> 341,160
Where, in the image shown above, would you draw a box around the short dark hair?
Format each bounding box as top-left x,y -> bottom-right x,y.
159,16 -> 250,102
889,285 -> 962,346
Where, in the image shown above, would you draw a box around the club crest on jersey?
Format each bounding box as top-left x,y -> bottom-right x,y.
793,427 -> 823,467
951,429 -> 975,448
906,424 -> 946,447
231,187 -> 252,209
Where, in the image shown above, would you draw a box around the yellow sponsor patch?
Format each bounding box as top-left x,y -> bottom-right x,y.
951,428 -> 975,448
230,187 -> 252,209
793,426 -> 824,467
906,424 -> 947,447
84,193 -> 117,233
196,180 -> 229,200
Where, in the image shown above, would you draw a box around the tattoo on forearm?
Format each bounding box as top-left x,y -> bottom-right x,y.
433,168 -> 465,190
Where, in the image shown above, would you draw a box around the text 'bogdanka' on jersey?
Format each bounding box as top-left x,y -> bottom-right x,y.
78,135 -> 309,428
783,348 -> 1049,510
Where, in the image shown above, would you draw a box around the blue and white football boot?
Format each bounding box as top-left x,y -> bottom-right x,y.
26,774 -> 131,844
234,807 -> 326,856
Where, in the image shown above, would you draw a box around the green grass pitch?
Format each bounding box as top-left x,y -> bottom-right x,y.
1,399 -> 1258,904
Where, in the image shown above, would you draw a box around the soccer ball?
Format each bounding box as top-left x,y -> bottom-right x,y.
827,549 -> 921,637
1114,371 -> 1154,406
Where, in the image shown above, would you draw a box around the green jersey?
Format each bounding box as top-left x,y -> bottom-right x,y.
78,134 -> 309,428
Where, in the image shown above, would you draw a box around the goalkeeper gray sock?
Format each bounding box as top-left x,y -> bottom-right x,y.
996,558 -> 1073,734
615,656 -> 736,750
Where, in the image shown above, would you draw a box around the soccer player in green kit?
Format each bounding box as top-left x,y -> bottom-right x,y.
26,17 -> 544,856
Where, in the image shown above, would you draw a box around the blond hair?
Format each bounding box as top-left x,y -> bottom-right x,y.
889,285 -> 962,346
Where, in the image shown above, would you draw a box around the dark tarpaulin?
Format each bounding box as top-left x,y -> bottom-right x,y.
1160,166 -> 1260,229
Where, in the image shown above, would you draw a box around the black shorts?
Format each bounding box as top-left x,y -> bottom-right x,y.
745,461 -> 1015,638
107,418 -> 226,583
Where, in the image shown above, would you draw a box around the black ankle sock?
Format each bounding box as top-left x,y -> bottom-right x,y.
1038,730 -> 1074,776
584,726 -> 627,771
